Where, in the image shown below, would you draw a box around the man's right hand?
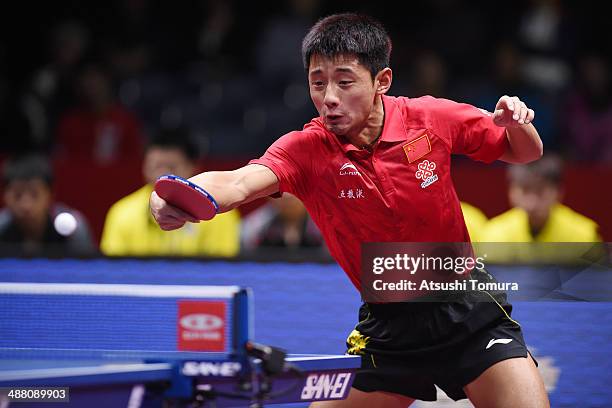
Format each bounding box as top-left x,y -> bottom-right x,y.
150,191 -> 199,231
151,164 -> 279,231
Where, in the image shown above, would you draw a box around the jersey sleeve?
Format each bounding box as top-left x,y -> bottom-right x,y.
427,97 -> 509,163
249,130 -> 316,199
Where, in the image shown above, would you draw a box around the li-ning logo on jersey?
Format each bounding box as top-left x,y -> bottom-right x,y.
415,160 -> 438,189
339,163 -> 360,176
486,338 -> 513,350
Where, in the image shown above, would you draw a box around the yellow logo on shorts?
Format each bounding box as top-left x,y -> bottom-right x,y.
346,329 -> 369,355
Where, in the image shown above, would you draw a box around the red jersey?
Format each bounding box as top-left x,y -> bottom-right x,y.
56,104 -> 144,165
250,95 -> 508,290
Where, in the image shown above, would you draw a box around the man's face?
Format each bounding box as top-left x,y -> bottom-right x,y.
509,179 -> 560,230
77,68 -> 112,108
308,54 -> 380,137
3,179 -> 52,229
143,147 -> 194,185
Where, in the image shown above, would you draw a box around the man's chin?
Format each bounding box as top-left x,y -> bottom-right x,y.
324,122 -> 348,136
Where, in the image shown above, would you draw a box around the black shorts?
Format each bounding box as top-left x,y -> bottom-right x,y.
347,289 -> 535,401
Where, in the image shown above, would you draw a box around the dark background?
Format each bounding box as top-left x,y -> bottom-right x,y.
1,0 -> 610,242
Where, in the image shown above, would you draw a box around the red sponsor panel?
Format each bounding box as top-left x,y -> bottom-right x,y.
177,301 -> 227,351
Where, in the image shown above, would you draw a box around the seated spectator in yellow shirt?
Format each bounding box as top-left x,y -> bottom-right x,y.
100,128 -> 240,257
460,201 -> 488,242
478,155 -> 601,263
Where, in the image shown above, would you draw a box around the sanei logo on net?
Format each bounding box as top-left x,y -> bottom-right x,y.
180,313 -> 223,340
301,372 -> 352,400
182,361 -> 242,377
339,163 -> 360,176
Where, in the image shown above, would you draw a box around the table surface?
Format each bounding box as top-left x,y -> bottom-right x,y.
0,353 -> 361,386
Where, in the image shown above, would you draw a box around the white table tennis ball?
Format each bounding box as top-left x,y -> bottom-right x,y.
54,212 -> 78,236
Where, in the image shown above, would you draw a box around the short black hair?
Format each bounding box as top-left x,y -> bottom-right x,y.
146,127 -> 199,162
302,13 -> 392,78
508,155 -> 563,187
3,155 -> 53,187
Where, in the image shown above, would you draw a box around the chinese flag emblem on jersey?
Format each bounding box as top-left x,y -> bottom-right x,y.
403,134 -> 431,163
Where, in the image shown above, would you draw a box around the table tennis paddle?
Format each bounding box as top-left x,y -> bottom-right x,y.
154,174 -> 219,221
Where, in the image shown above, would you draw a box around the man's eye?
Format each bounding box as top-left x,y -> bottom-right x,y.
312,81 -> 324,87
339,81 -> 354,86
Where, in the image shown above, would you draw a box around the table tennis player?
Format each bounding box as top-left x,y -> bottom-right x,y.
151,13 -> 549,408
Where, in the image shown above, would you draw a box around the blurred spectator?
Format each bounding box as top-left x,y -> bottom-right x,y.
100,127 -> 240,257
460,201 -> 488,242
458,42 -> 556,148
416,0 -> 488,77
102,0 -> 153,80
517,0 -> 575,92
0,155 -> 95,256
55,64 -> 144,165
247,0 -> 320,145
241,193 -> 323,251
480,155 -> 601,242
26,22 -> 91,151
561,53 -> 612,162
198,0 -> 236,61
1,21 -> 91,155
397,50 -> 448,98
255,0 -> 320,82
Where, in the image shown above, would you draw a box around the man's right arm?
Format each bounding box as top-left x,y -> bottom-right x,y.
150,164 -> 279,231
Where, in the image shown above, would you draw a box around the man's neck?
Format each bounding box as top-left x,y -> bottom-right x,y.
346,95 -> 385,150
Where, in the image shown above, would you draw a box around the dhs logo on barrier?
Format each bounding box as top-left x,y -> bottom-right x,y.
300,372 -> 352,400
177,301 -> 226,351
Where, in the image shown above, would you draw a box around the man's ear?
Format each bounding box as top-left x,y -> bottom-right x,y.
375,68 -> 393,95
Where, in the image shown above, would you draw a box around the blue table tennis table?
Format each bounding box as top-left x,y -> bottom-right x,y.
0,281 -> 360,407
0,351 -> 360,407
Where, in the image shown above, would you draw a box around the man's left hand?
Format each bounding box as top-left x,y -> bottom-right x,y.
493,95 -> 534,128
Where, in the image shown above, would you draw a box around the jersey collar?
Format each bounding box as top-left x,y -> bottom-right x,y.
330,95 -> 410,154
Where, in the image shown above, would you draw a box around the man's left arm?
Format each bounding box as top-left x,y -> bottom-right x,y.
493,95 -> 543,164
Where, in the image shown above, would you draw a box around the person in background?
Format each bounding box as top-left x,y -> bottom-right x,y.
560,53 -> 612,162
460,201 -> 488,242
100,128 -> 240,257
241,192 -> 323,251
0,155 -> 95,256
54,64 -> 144,165
480,154 -> 601,242
28,21 -> 91,151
